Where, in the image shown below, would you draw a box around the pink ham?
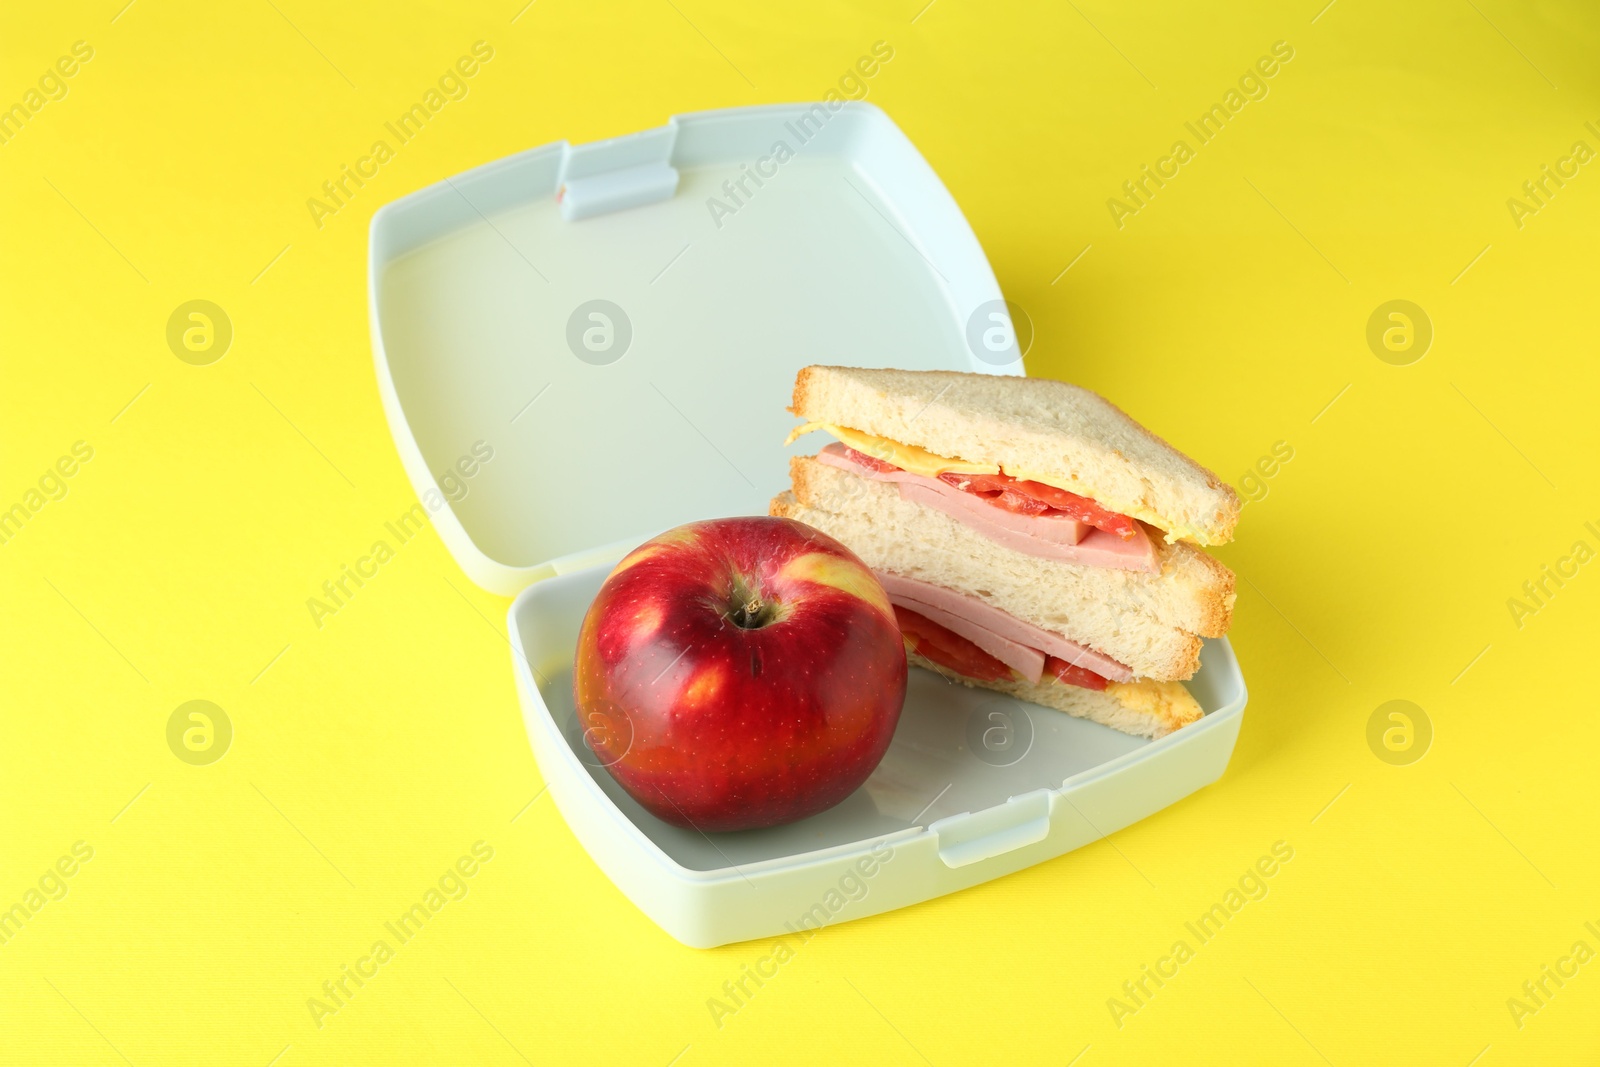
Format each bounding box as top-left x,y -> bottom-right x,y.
893,593 -> 1047,682
816,443 -> 1157,572
878,572 -> 1135,684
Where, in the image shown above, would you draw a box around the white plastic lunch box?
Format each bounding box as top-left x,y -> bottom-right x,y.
368,103 -> 1248,948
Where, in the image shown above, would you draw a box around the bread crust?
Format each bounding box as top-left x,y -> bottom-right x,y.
1176,540 -> 1236,638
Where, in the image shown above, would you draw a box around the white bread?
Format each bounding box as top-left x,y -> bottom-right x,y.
790,365 -> 1240,546
907,651 -> 1203,739
771,457 -> 1235,680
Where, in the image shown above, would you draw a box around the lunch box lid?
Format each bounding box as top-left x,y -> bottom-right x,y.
368,102 -> 1024,597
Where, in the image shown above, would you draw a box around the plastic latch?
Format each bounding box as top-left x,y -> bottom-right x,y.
559,163 -> 678,220
556,122 -> 680,221
930,790 -> 1052,869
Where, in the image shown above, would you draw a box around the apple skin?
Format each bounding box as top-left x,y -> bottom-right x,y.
572,516 -> 907,833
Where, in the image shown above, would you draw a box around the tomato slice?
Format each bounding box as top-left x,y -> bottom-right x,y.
836,443 -> 1138,540
1045,655 -> 1109,691
893,605 -> 1014,683
938,472 -> 1138,539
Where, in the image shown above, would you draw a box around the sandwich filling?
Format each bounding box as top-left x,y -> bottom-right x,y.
787,420 -> 1206,544
897,607 -> 1113,691
815,443 -> 1158,572
878,571 -> 1133,687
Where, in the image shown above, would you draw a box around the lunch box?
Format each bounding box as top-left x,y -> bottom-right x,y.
369,103 -> 1248,948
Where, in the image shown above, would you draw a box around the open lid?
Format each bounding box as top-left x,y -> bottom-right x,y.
369,103 -> 1024,595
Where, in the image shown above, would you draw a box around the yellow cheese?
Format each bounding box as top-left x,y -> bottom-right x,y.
785,422 -> 997,477
786,421 -> 1206,544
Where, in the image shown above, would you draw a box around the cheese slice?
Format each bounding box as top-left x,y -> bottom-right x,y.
787,421 -> 1204,544
785,422 -> 997,477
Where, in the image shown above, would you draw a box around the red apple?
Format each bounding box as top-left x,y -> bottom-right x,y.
572,516 -> 907,832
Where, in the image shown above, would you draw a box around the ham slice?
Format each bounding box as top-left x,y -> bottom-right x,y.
893,594 -> 1046,682
816,443 -> 1157,572
878,571 -> 1135,684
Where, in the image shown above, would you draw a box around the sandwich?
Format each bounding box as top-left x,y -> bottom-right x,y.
769,365 -> 1239,739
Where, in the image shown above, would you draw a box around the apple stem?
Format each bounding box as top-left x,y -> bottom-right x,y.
729,595 -> 764,629
725,573 -> 783,629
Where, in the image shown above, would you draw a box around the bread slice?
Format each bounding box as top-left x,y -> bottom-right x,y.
771,457 -> 1234,679
772,484 -> 1195,679
907,651 -> 1202,739
790,365 -> 1240,546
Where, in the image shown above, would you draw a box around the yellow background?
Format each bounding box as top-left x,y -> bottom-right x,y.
4,0 -> 1598,1063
